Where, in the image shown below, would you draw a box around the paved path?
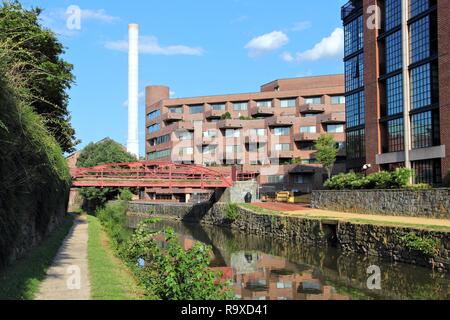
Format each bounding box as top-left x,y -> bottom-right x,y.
35,215 -> 91,300
250,203 -> 450,229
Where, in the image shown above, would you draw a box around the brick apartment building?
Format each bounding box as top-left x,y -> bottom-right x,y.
145,75 -> 346,201
342,0 -> 450,184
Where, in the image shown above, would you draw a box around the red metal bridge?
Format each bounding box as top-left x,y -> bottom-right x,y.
70,161 -> 238,189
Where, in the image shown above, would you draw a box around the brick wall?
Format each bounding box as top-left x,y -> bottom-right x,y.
438,0 -> 450,184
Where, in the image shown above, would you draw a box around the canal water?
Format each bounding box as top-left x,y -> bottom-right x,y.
128,217 -> 450,300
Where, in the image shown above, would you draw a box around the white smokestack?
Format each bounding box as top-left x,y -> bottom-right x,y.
127,23 -> 139,158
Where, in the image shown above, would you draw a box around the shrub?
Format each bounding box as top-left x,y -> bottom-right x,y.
324,168 -> 414,190
225,203 -> 239,221
406,183 -> 432,190
119,189 -> 134,201
220,112 -> 232,120
400,233 -> 440,257
96,201 -> 132,249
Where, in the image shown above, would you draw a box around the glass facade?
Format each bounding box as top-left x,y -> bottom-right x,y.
280,98 -> 296,108
413,159 -> 442,185
411,111 -> 440,149
148,123 -> 161,134
189,105 -> 203,114
410,63 -> 432,109
345,53 -> 364,91
410,0 -> 430,18
346,129 -> 365,160
346,91 -> 365,128
211,103 -> 226,111
387,118 -> 404,152
344,15 -> 363,57
386,74 -> 404,116
148,110 -> 161,121
385,0 -> 402,31
233,102 -> 248,111
410,16 -> 430,64
385,31 -> 403,73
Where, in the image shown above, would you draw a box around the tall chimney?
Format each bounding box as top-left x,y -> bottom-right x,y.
127,23 -> 139,158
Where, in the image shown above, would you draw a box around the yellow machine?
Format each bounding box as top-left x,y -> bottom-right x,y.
276,191 -> 304,204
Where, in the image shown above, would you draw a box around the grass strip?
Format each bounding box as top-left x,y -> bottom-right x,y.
0,215 -> 75,300
87,215 -> 144,300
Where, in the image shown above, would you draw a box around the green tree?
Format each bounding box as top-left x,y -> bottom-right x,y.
0,0 -> 78,153
77,138 -> 137,210
315,134 -> 338,179
220,112 -> 232,120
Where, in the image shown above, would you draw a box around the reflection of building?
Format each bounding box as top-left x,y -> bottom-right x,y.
145,75 -> 347,201
231,252 -> 349,301
342,0 -> 450,184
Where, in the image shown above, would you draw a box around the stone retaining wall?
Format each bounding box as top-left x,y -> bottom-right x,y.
127,202 -> 450,272
311,189 -> 450,219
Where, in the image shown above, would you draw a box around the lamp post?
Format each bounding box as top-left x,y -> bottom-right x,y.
362,164 -> 372,177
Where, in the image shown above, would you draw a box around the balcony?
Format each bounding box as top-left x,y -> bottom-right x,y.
266,116 -> 295,127
205,110 -> 224,120
270,150 -> 295,159
218,119 -> 244,129
177,122 -> 195,131
245,135 -> 268,144
161,112 -> 183,123
250,107 -> 275,117
320,112 -> 346,124
294,132 -> 321,142
299,104 -> 326,114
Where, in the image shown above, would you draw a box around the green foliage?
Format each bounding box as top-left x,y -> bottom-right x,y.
97,203 -> 231,300
238,116 -> 254,120
400,233 -> 440,257
119,189 -> 134,201
324,168 -> 413,190
0,215 -> 74,300
290,157 -> 302,165
220,112 -> 232,120
0,0 -> 78,153
77,138 -> 137,210
315,134 -> 338,178
406,183 -> 432,190
225,203 -> 239,221
0,35 -> 71,267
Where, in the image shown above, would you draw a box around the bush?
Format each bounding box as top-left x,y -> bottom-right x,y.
96,201 -> 132,249
400,233 -> 440,257
119,189 -> 134,201
406,183 -> 432,190
324,168 -> 413,190
225,203 -> 239,221
220,112 -> 232,120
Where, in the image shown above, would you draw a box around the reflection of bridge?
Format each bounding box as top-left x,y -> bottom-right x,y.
70,161 -> 237,189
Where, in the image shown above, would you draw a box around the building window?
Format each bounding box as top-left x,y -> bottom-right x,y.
410,63 -> 432,109
189,105 -> 203,114
256,100 -> 272,108
327,124 -> 344,133
304,96 -> 322,105
413,159 -> 442,185
300,126 -> 317,133
272,127 -> 291,136
344,15 -> 363,57
384,0 -> 402,31
385,30 -> 403,73
268,175 -> 285,184
249,128 -> 265,136
331,96 -> 345,104
226,145 -> 242,153
280,98 -> 296,108
345,91 -> 365,128
294,176 -> 310,184
148,110 -> 161,121
386,74 -> 404,116
410,0 -> 430,18
410,16 -> 430,64
203,130 -> 218,138
179,147 -> 194,156
211,103 -> 226,111
303,113 -> 317,118
150,134 -> 170,146
274,144 -> 291,151
202,145 -> 217,155
148,123 -> 161,134
233,102 -> 248,111
411,111 -> 439,149
345,53 -> 364,92
225,129 -> 240,138
346,129 -> 365,160
298,142 -> 316,151
169,106 -> 183,113
387,118 -> 404,152
177,131 -> 193,141
148,149 -> 171,160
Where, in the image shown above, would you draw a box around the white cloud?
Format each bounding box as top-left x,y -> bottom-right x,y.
80,9 -> 120,23
280,52 -> 294,62
291,21 -> 312,32
105,36 -> 204,56
245,31 -> 289,58
296,28 -> 344,62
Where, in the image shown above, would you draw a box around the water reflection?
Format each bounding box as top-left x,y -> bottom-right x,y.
128,216 -> 450,300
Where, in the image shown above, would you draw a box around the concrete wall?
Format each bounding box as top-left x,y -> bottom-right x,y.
215,181 -> 258,203
311,189 -> 450,219
127,201 -> 450,272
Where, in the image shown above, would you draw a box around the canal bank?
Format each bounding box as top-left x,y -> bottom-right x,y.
127,202 -> 450,273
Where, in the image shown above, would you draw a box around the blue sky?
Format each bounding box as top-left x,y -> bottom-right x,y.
22,0 -> 348,156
